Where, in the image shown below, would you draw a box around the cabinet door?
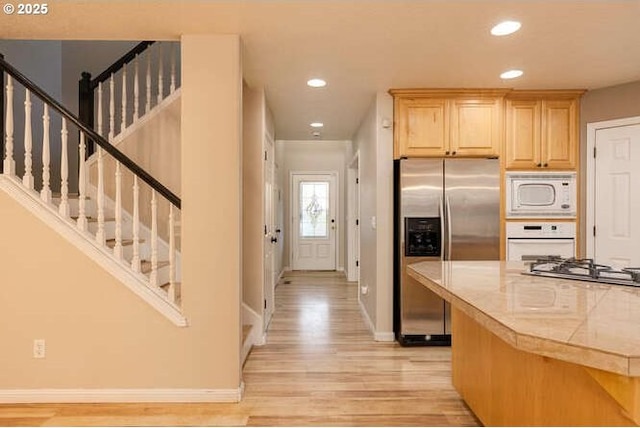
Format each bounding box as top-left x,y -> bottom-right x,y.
505,99 -> 541,169
396,98 -> 448,157
541,99 -> 578,169
450,98 -> 502,156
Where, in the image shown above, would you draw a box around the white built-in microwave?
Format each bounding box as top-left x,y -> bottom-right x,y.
506,172 -> 577,218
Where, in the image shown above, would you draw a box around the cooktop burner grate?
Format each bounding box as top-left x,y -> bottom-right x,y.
522,256 -> 640,287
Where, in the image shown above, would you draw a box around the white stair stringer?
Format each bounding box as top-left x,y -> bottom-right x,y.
0,175 -> 187,327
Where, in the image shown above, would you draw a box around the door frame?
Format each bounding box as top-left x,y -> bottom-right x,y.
289,170 -> 339,270
347,152 -> 360,282
263,133 -> 276,330
586,115 -> 640,258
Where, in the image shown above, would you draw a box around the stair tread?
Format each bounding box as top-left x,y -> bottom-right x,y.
159,281 -> 181,290
71,216 -> 116,223
140,260 -> 170,274
106,238 -> 144,248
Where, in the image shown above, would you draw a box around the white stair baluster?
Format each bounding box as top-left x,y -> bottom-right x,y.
145,53 -> 151,114
157,44 -> 164,105
131,175 -> 141,272
59,118 -> 70,218
109,74 -> 115,141
40,104 -> 51,202
170,44 -> 176,94
133,55 -> 140,122
95,147 -> 106,245
121,64 -> 127,133
150,189 -> 158,288
22,89 -> 34,189
3,75 -> 15,175
97,82 -> 103,137
113,161 -> 123,259
77,132 -> 88,231
168,204 -> 176,302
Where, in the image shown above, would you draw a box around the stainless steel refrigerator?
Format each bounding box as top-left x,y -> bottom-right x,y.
393,158 -> 500,346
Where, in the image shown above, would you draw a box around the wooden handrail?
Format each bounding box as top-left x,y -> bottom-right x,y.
90,41 -> 155,90
0,54 -> 181,209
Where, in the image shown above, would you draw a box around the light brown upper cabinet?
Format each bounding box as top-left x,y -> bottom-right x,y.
391,89 -> 508,159
505,91 -> 584,170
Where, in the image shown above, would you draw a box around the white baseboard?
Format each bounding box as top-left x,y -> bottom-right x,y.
374,332 -> 395,342
241,303 -> 265,364
0,386 -> 242,403
358,299 -> 395,342
358,299 -> 375,336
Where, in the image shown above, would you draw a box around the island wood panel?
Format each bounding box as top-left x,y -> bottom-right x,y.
452,307 -> 636,426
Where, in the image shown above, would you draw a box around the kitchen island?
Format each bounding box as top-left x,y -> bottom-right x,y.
408,261 -> 640,426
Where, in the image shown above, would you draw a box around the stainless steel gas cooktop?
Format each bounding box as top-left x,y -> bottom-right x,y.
522,256 -> 640,287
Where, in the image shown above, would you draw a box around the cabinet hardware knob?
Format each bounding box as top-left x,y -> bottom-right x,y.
445,151 -> 450,155
452,151 -> 457,155
537,163 -> 542,167
543,163 -> 548,167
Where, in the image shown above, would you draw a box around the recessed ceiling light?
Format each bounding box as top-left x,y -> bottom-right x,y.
500,69 -> 524,79
307,78 -> 327,88
310,122 -> 324,128
491,20 -> 522,36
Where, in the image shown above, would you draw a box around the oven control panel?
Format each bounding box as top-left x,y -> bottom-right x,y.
506,221 -> 576,239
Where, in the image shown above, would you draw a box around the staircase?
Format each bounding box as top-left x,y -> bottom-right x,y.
0,42 -> 184,325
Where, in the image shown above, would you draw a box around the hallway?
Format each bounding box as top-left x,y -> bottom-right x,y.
241,270 -> 479,426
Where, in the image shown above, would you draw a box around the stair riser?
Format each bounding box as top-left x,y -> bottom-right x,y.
88,221 -> 133,241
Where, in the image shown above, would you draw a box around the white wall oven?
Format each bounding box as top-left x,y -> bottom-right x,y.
506,222 -> 576,262
506,172 -> 577,218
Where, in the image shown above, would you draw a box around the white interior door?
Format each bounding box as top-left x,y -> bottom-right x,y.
291,173 -> 337,270
594,124 -> 640,268
263,136 -> 276,328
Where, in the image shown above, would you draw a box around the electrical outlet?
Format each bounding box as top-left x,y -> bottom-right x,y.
33,339 -> 46,358
361,284 -> 369,295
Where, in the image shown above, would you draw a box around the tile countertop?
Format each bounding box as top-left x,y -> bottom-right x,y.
407,261 -> 640,377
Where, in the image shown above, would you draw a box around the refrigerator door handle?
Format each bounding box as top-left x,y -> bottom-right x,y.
439,196 -> 445,260
446,195 -> 452,260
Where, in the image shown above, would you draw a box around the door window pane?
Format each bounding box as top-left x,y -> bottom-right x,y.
300,181 -> 329,238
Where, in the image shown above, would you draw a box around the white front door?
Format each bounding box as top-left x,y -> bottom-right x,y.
291,173 -> 337,270
263,136 -> 276,328
593,124 -> 640,268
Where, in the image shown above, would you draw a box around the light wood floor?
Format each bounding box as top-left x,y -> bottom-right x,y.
0,271 -> 480,427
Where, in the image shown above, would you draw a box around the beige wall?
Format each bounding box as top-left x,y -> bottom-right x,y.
375,92 -> 394,336
242,83 -> 264,316
579,80 -> 640,254
181,34 -> 242,389
352,99 -> 378,323
0,34 -> 242,393
350,91 -> 394,338
277,140 -> 351,271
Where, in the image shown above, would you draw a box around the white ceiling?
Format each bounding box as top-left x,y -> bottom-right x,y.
3,1 -> 640,141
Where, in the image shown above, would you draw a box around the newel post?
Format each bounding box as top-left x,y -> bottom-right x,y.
78,71 -> 94,154
1,53 -> 5,173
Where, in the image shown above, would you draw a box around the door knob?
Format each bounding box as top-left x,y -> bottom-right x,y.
270,236 -> 278,243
